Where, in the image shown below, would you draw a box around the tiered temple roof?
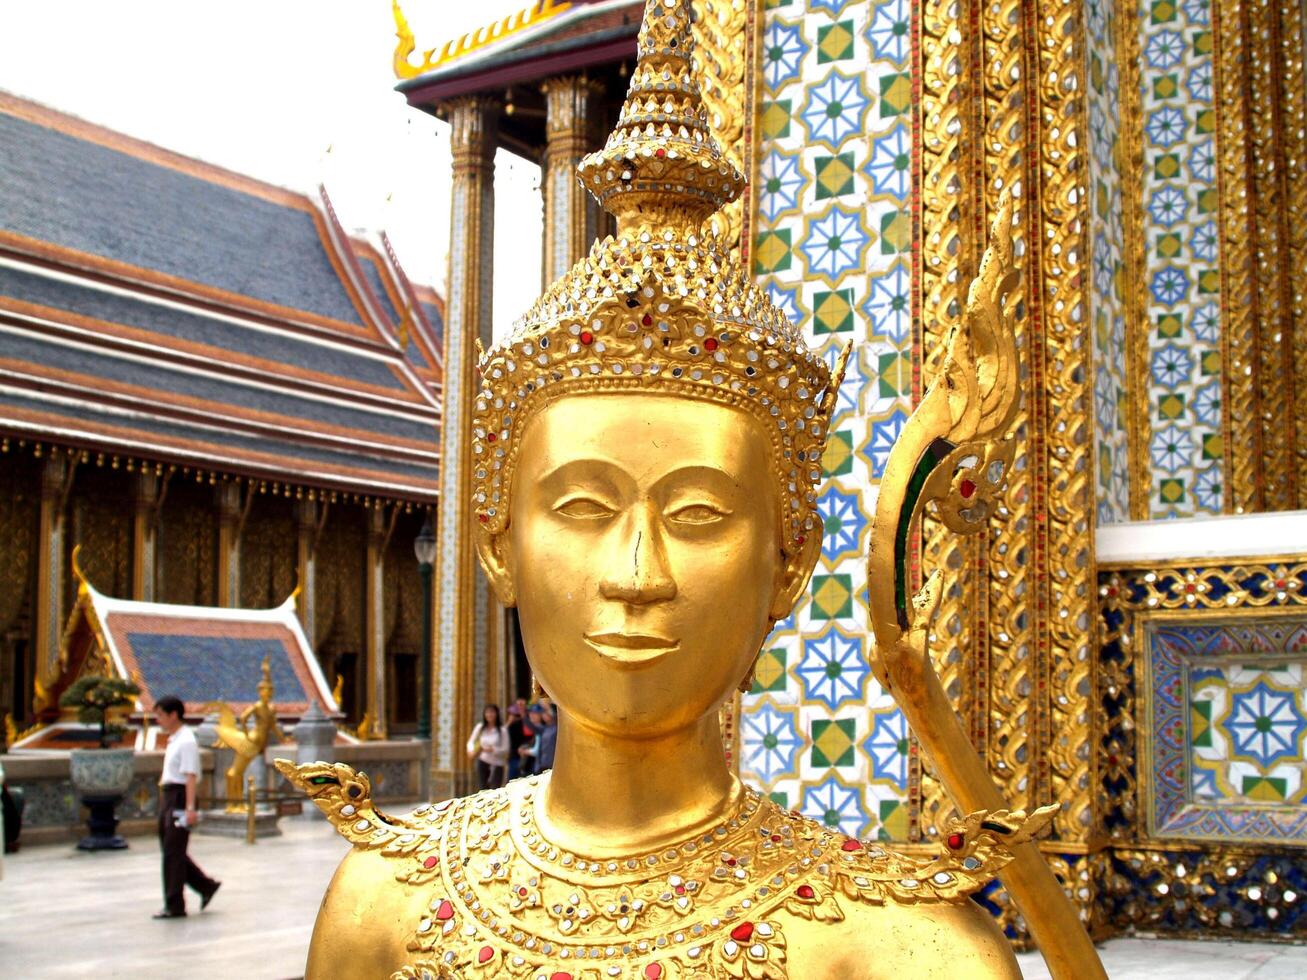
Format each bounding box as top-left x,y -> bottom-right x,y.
0,93 -> 444,501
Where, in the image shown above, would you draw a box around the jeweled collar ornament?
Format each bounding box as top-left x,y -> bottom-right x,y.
471,0 -> 843,554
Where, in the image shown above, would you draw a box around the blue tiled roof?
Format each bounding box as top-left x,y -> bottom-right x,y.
0,265 -> 405,390
127,633 -> 310,707
0,111 -> 363,325
0,389 -> 437,485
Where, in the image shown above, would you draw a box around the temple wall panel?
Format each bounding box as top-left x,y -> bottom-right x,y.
238,495 -> 297,610
740,0 -> 915,842
69,466 -> 134,601
156,477 -> 218,608
0,453 -> 39,723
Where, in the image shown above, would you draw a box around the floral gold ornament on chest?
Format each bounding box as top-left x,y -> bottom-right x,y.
278,0 -> 1105,978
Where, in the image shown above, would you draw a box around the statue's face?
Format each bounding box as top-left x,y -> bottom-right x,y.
482,393 -> 809,739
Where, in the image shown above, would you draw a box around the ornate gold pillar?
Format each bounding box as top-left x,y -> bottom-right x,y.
365,505 -> 388,737
132,472 -> 159,601
1213,0 -> 1307,512
35,454 -> 73,679
295,499 -> 319,640
914,0 -> 1100,932
541,76 -> 605,285
433,96 -> 498,799
216,482 -> 241,607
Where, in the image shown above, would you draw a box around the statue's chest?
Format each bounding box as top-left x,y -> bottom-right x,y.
390,790 -> 835,979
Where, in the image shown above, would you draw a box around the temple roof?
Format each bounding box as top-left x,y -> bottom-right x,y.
0,93 -> 444,501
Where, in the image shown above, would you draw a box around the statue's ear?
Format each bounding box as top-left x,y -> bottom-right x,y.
475,526 -> 518,607
769,531 -> 821,621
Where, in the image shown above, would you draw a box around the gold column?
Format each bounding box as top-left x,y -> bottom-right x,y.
541,76 -> 605,285
35,454 -> 73,679
295,499 -> 319,639
132,472 -> 159,601
365,505 -> 388,738
1213,0 -> 1307,512
433,95 -> 498,799
216,482 -> 241,607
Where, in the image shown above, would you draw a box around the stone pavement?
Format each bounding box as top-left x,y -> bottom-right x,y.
1,817 -> 1303,978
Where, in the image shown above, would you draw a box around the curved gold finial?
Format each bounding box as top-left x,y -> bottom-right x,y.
392,0 -> 574,81
867,193 -> 1021,647
576,0 -> 744,233
70,543 -> 92,592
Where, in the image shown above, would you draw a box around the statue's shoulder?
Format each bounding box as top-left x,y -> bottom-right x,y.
770,798 -> 1056,911
276,759 -> 512,852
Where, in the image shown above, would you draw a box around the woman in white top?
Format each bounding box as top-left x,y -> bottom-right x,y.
466,704 -> 509,790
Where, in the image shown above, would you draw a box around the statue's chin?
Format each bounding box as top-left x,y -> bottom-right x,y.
538,684 -> 734,744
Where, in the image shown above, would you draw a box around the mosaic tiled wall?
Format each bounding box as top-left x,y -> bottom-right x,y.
1144,616 -> 1307,843
1099,559 -> 1307,937
1139,0 -> 1224,517
741,0 -> 913,841
1087,0 -> 1131,524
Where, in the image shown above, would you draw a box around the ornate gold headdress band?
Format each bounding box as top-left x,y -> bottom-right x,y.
471,0 -> 847,553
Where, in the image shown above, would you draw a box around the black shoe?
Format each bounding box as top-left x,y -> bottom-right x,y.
200,881 -> 221,910
152,909 -> 186,919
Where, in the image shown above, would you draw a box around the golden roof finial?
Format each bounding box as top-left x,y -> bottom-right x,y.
577,0 -> 744,233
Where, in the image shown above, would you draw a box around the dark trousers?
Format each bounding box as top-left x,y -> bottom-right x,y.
158,783 -> 216,913
475,760 -> 504,790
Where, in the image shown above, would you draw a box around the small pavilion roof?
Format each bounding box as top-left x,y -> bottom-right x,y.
0,93 -> 444,501
28,555 -> 338,734
394,0 -> 641,156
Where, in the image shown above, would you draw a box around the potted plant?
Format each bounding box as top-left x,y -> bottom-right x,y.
60,676 -> 140,850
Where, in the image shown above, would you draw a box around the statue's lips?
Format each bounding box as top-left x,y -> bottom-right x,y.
584,632 -> 680,666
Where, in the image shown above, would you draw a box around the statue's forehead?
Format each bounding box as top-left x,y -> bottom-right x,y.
520,393 -> 773,479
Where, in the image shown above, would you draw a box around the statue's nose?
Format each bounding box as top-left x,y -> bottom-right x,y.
598,506 -> 677,604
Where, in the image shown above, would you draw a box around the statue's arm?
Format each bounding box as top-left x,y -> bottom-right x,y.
304,848 -> 407,980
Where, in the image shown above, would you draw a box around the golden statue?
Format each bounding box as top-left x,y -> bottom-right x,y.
213,657 -> 284,813
277,2 -> 1104,977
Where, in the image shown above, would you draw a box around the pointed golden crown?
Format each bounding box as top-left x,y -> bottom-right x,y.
472,0 -> 845,553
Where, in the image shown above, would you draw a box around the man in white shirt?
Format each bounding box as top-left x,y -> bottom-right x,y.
153,696 -> 219,918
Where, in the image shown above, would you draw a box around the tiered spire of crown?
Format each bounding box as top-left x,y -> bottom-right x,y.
576,0 -> 745,232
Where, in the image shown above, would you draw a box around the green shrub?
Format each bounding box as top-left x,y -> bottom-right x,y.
59,676 -> 141,748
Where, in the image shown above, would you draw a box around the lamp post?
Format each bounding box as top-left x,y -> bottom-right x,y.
414,518 -> 436,740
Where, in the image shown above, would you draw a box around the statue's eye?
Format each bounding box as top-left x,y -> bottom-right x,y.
668,503 -> 727,525
555,496 -> 614,520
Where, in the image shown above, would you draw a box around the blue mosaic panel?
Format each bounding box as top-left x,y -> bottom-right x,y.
744,0 -> 912,842
126,633 -> 309,707
1144,615 -> 1307,844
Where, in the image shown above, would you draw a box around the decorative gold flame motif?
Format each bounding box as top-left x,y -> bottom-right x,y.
391,0 -> 574,81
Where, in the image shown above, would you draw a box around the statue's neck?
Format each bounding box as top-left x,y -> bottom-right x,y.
537,708 -> 740,858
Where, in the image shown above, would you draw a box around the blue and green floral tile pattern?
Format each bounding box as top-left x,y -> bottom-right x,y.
1139,0 -> 1223,517
741,0 -> 913,843
1146,616 -> 1307,843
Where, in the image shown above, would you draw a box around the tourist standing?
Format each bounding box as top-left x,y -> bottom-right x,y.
536,703 -> 559,773
153,696 -> 219,918
466,704 -> 509,790
505,703 -> 528,781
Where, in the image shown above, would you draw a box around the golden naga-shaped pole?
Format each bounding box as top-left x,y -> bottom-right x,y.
866,195 -> 1104,979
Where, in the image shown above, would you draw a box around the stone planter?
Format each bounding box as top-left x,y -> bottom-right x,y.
68,748 -> 135,850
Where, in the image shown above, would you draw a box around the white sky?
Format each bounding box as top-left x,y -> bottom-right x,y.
0,0 -> 543,339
